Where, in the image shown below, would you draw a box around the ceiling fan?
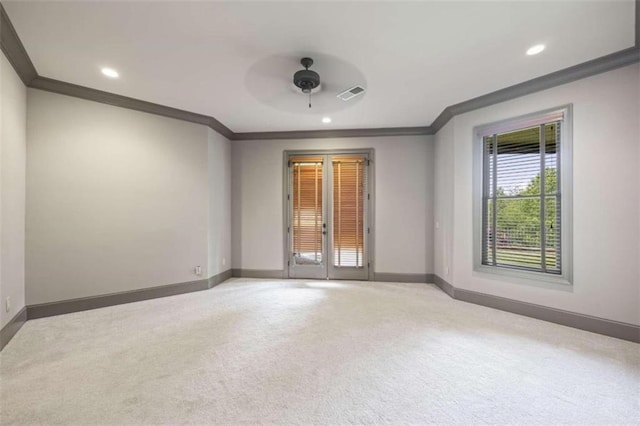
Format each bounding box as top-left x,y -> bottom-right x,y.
292,57 -> 365,109
244,53 -> 367,115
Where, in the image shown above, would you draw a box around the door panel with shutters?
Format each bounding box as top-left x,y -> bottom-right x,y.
289,156 -> 327,279
287,152 -> 370,280
328,155 -> 368,280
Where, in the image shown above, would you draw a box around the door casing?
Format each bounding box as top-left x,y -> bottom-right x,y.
283,148 -> 375,280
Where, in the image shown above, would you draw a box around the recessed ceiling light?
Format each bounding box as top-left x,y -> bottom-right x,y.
322,117 -> 332,124
101,67 -> 119,78
526,44 -> 545,56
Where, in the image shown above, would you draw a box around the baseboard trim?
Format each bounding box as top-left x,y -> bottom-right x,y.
432,275 -> 640,343
231,269 -> 285,279
431,274 -> 455,298
230,270 -> 438,283
27,270 -> 233,320
230,270 -> 434,283
234,126 -> 433,140
374,273 -> 435,283
210,269 -> 233,287
0,307 -> 28,351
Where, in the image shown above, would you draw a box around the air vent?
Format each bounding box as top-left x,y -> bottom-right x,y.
337,86 -> 366,101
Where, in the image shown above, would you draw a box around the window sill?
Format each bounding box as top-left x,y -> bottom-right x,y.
474,264 -> 572,287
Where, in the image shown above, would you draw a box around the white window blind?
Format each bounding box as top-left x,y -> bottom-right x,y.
482,121 -> 562,274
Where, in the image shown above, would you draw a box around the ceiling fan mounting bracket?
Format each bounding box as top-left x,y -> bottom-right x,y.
300,57 -> 314,69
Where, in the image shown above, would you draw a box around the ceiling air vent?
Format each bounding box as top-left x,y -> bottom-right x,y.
337,86 -> 366,101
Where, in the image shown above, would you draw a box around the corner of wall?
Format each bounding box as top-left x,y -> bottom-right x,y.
425,135 -> 436,275
0,50 -> 27,331
432,118 -> 456,285
207,128 -> 232,278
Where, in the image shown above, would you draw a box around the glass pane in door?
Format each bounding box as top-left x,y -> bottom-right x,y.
291,156 -> 324,266
332,156 -> 366,268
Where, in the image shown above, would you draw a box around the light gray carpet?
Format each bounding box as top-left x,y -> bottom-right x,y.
1,279 -> 638,425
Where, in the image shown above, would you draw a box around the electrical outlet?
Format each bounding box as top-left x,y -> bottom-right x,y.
222,258 -> 226,266
445,266 -> 449,276
194,265 -> 202,276
5,297 -> 10,313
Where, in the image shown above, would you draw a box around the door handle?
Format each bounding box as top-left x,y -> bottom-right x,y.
323,223 -> 327,235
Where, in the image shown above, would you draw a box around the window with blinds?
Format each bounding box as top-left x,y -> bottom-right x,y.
481,120 -> 562,274
291,156 -> 324,266
333,156 -> 366,268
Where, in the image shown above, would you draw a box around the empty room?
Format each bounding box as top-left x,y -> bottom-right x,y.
1,0 -> 639,424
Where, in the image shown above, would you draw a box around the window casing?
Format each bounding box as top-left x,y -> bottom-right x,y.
473,106 -> 572,285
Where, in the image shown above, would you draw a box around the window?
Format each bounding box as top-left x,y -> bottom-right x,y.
473,106 -> 572,284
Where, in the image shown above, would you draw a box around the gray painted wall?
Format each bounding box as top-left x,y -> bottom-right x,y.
8,50 -> 638,329
1,51 -> 27,328
439,63 -> 640,325
231,135 -> 434,275
25,89 -> 226,305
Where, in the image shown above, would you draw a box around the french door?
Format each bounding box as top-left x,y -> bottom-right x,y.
286,151 -> 371,280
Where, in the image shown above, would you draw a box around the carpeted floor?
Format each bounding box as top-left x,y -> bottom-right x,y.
1,278 -> 638,425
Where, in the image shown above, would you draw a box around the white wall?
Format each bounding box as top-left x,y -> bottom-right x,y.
433,121 -> 454,282
442,63 -> 640,325
0,52 -> 27,327
26,89 -> 216,305
231,135 -> 434,275
207,128 -> 232,276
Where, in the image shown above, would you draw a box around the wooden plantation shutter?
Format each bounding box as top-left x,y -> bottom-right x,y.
291,157 -> 324,265
332,156 -> 366,268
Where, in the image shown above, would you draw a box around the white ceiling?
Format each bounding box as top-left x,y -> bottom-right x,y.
4,1 -> 635,133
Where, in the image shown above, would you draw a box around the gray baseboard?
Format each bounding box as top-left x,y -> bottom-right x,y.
230,270 -> 434,283
432,275 -> 640,343
27,270 -> 233,320
210,269 -> 233,286
431,274 -> 455,298
231,269 -> 285,279
0,307 -> 28,351
374,273 -> 435,283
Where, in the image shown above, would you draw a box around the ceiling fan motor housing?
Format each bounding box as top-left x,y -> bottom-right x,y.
293,57 -> 320,94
